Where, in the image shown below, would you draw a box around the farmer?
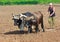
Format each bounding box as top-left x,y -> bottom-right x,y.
48,3 -> 55,29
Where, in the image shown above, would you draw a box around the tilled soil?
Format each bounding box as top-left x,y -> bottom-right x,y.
0,5 -> 60,42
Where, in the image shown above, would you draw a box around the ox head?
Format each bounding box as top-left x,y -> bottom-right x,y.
12,14 -> 20,26
12,13 -> 27,26
12,12 -> 36,27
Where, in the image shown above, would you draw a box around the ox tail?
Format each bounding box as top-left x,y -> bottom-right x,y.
40,13 -> 45,32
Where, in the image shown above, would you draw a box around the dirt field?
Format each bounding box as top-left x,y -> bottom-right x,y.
0,5 -> 60,42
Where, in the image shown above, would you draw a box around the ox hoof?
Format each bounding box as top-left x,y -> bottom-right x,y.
35,28 -> 40,33
28,28 -> 32,33
42,29 -> 45,32
20,30 -> 24,34
28,30 -> 32,33
35,30 -> 40,33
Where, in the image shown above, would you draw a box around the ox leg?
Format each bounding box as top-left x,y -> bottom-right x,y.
26,21 -> 32,33
20,24 -> 24,31
41,18 -> 45,32
20,23 -> 24,34
28,25 -> 32,33
35,24 -> 39,33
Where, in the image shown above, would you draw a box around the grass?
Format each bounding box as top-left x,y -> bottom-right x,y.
0,0 -> 60,5
38,0 -> 60,4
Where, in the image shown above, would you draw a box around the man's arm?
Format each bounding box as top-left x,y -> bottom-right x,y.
50,7 -> 55,16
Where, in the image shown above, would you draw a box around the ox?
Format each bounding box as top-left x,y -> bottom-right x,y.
12,11 -> 45,33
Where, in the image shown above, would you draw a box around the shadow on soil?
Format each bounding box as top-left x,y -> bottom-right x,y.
4,30 -> 36,35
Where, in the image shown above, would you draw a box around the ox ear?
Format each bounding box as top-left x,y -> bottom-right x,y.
12,13 -> 14,17
12,13 -> 14,20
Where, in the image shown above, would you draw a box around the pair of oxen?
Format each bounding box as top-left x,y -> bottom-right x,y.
12,11 -> 45,33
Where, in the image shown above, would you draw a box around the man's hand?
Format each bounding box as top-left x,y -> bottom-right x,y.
50,11 -> 55,17
50,14 -> 53,17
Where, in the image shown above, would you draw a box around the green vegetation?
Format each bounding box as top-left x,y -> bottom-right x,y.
38,0 -> 60,4
0,0 -> 60,5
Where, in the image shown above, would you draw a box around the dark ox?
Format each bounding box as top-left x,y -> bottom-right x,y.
12,11 -> 45,33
